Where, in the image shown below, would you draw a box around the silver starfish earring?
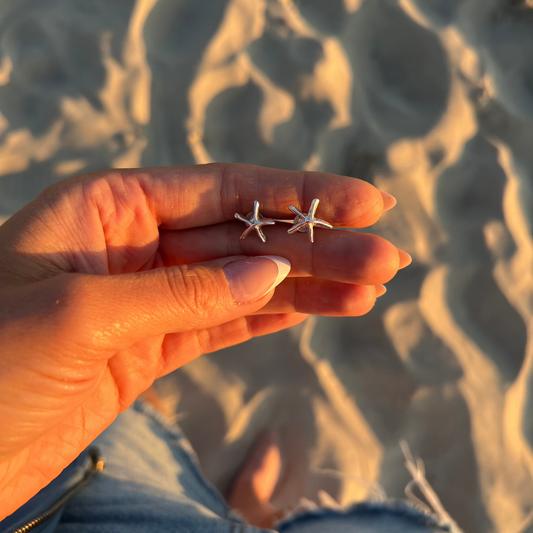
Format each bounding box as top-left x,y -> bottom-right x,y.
234,201 -> 276,243
286,198 -> 333,243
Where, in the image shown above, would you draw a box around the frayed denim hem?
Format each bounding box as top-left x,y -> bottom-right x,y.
275,499 -> 455,532
133,399 -> 460,533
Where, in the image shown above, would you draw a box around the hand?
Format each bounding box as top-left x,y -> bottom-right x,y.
0,163 -> 407,519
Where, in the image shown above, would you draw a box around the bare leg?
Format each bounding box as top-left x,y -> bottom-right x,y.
227,430 -> 284,529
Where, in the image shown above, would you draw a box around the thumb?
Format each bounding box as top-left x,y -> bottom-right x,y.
64,255 -> 291,347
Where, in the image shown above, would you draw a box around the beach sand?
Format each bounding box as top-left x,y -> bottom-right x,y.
2,0 -> 533,530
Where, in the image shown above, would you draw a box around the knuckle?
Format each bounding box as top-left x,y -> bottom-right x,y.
195,328 -> 213,355
165,266 -> 224,320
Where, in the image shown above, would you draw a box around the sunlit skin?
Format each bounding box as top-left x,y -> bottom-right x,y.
0,163 -> 409,520
228,430 -> 284,528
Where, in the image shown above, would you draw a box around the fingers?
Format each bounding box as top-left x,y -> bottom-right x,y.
155,273 -> 384,375
109,163 -> 389,230
54,256 -> 293,350
159,223 -> 403,285
253,278 -> 381,316
157,313 -> 309,374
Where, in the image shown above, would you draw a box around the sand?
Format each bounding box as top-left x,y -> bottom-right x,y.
1,0 -> 533,531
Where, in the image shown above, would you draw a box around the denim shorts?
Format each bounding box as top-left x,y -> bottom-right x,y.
1,401 -> 456,533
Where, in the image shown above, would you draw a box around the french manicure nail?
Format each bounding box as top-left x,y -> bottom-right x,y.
398,249 -> 412,269
375,285 -> 387,297
223,256 -> 291,304
380,191 -> 397,212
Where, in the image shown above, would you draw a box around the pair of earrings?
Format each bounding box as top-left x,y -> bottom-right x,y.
234,199 -> 332,243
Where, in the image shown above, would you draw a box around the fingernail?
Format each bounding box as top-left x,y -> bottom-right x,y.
380,191 -> 397,212
223,256 -> 291,304
398,249 -> 412,269
375,285 -> 387,297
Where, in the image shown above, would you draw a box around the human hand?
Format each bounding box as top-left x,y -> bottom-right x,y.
0,163 -> 408,519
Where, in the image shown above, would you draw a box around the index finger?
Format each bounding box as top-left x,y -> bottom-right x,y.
116,163 -> 394,230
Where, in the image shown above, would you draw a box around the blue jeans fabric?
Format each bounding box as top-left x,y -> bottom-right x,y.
1,401 -> 455,533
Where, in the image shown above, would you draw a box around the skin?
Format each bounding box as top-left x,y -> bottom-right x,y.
228,430 -> 285,528
0,163 -> 409,521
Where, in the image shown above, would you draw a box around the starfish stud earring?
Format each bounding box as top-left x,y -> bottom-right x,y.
234,201 -> 276,243
287,198 -> 333,243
